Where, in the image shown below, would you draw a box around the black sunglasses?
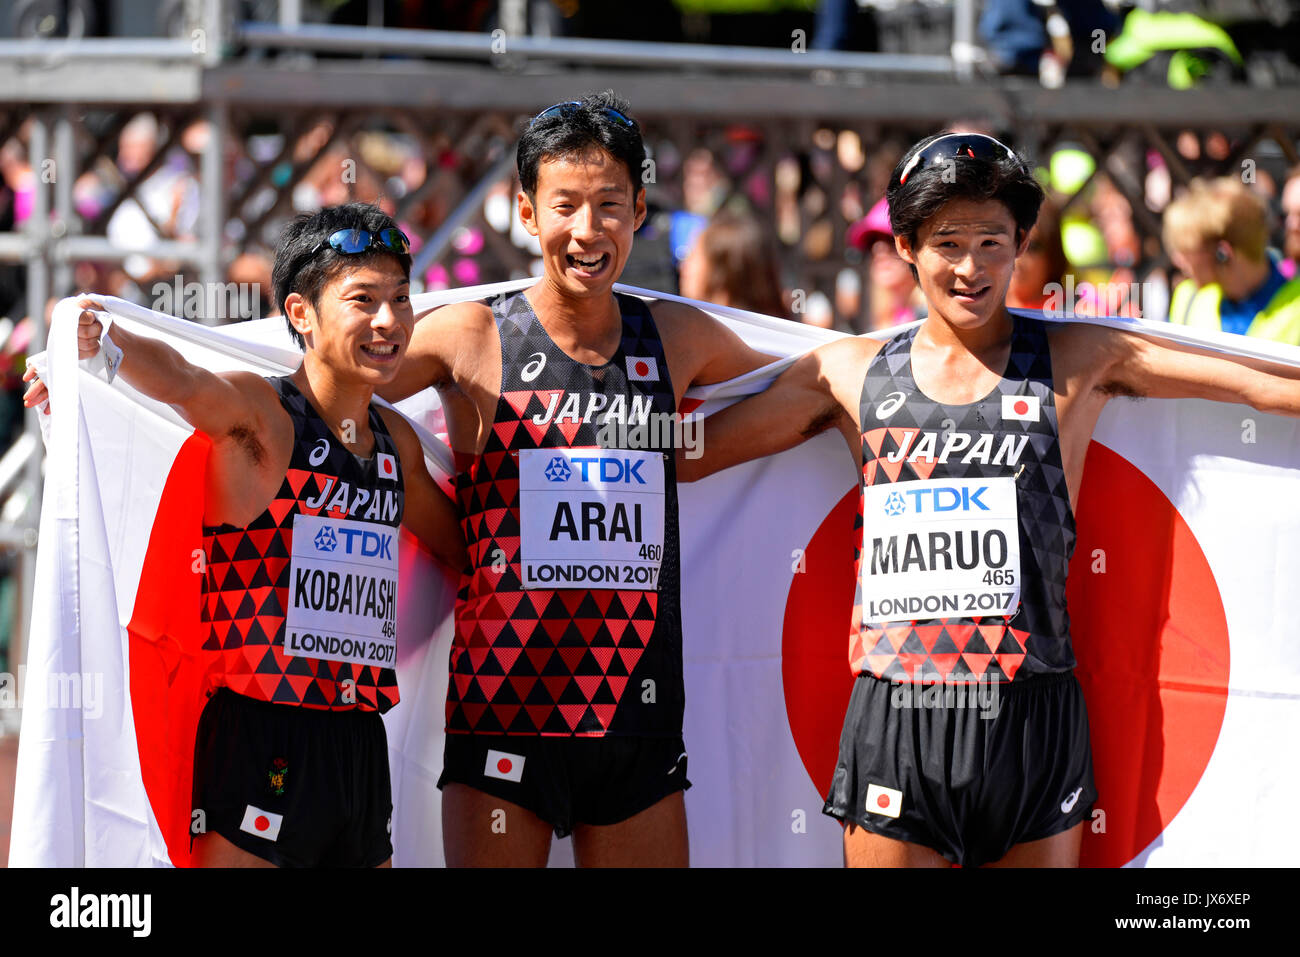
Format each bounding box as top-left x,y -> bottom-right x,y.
529,101 -> 637,130
897,133 -> 1025,185
309,227 -> 410,258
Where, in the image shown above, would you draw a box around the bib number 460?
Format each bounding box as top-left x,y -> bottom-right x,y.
638,543 -> 661,562
982,569 -> 1016,586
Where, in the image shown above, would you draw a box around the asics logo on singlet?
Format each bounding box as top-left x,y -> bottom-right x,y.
308,438 -> 330,467
520,352 -> 547,383
314,527 -> 338,552
874,391 -> 907,420
544,457 -> 572,482
1061,787 -> 1083,813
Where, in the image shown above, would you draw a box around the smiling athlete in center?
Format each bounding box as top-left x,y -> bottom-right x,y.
380,92 -> 772,866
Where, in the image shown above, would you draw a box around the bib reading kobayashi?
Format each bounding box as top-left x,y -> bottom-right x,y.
285,513 -> 399,668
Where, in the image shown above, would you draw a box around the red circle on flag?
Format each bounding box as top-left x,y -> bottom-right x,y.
781,442 -> 1229,866
1013,399 -> 1029,415
877,794 -> 890,809
383,459 -> 393,474
497,758 -> 512,774
254,815 -> 270,831
635,361 -> 649,377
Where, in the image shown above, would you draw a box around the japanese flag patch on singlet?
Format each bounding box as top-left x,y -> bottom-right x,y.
518,447 -> 666,590
860,476 -> 1021,624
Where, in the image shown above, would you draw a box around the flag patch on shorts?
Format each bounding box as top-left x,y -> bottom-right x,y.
485,749 -> 525,782
865,783 -> 903,818
240,805 -> 283,841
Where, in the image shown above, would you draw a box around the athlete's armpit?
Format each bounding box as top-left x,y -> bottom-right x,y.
226,422 -> 268,466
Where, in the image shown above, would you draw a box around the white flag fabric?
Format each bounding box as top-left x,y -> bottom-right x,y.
9,280 -> 1300,867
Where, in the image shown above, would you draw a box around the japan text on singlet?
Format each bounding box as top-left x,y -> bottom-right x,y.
201,376 -> 405,712
851,312 -> 1076,684
451,290 -> 683,737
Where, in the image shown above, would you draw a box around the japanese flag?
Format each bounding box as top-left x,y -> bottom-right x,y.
866,783 -> 903,819
13,280 -> 1300,869
377,451 -> 398,482
1002,392 -> 1040,422
484,750 -> 526,782
239,806 -> 283,841
626,356 -> 659,381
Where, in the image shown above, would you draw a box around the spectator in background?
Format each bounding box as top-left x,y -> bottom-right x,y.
679,210 -> 789,319
1163,177 -> 1300,345
1008,199 -> 1070,311
1281,165 -> 1300,280
847,197 -> 925,331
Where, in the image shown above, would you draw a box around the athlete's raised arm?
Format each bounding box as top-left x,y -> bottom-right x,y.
1090,323 -> 1300,416
678,333 -> 879,482
651,299 -> 776,388
377,300 -> 491,404
26,298 -> 273,440
378,406 -> 469,574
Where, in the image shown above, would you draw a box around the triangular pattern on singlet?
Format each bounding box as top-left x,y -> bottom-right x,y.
201,376 -> 405,712
851,312 -> 1076,684
450,291 -> 683,737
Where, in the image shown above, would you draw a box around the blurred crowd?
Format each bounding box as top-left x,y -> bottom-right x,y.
1,110 -> 1298,346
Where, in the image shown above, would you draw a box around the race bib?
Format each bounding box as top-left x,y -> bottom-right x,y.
860,476 -> 1021,624
284,514 -> 398,668
518,448 -> 665,590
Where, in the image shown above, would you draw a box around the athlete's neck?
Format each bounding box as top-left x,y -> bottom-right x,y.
291,358 -> 376,455
917,305 -> 1015,360
524,278 -> 623,364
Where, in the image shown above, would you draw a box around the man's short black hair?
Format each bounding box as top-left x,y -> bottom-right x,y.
517,90 -> 646,198
272,202 -> 412,350
885,133 -> 1044,277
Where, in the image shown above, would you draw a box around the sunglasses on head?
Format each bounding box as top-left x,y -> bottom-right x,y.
310,227 -> 410,258
898,133 -> 1024,185
529,101 -> 637,130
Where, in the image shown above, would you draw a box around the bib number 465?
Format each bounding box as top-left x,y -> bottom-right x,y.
982,569 -> 1016,586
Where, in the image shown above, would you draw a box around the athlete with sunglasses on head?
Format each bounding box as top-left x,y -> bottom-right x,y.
378,91 -> 772,867
24,202 -> 468,867
677,132 -> 1300,868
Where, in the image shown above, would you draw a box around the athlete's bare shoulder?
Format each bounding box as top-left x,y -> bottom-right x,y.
206,370 -> 290,465
1045,318 -> 1142,400
414,299 -> 497,381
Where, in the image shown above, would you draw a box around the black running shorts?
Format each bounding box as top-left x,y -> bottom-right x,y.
823,670 -> 1096,866
191,688 -> 393,867
438,733 -> 690,838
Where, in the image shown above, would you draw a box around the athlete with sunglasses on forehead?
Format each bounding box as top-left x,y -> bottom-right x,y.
678,132 -> 1300,868
24,202 -> 468,867
378,91 -> 772,867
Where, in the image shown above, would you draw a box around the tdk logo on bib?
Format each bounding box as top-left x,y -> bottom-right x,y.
886,485 -> 990,514
339,528 -> 393,559
544,457 -> 572,482
570,456 -> 648,485
314,527 -> 338,551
